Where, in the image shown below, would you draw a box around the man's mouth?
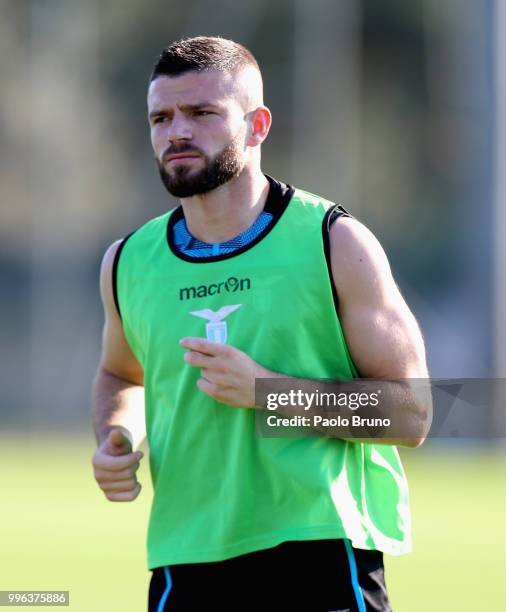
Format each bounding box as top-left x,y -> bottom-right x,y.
166,153 -> 200,163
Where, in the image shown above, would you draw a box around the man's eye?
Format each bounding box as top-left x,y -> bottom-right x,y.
194,110 -> 211,116
153,116 -> 168,124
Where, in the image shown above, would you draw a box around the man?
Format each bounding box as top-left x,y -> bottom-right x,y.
92,36 -> 430,611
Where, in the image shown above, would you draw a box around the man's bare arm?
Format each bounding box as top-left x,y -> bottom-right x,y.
91,240 -> 146,501
261,218 -> 432,446
327,216 -> 431,446
92,368 -> 145,449
92,239 -> 145,447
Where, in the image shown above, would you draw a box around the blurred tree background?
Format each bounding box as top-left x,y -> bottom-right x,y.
0,0 -> 496,430
1,2 -> 505,610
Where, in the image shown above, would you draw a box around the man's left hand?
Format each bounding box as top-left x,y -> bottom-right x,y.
179,337 -> 273,408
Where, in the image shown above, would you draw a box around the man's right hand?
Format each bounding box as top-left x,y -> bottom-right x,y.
92,428 -> 144,502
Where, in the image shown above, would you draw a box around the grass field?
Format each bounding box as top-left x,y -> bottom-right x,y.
0,435 -> 504,611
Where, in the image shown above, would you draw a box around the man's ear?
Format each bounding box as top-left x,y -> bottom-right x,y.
246,106 -> 272,147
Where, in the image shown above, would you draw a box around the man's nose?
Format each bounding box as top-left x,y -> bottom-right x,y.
167,112 -> 192,142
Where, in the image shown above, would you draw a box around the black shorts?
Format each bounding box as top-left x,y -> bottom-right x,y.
148,538 -> 391,611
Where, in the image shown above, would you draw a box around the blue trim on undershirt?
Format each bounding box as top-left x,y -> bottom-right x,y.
173,211 -> 273,258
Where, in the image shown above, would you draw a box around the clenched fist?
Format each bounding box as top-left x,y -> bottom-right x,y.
92,428 -> 143,502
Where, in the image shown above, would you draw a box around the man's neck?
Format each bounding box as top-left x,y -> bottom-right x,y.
179,168 -> 270,244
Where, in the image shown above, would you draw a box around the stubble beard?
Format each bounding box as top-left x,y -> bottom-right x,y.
157,137 -> 245,198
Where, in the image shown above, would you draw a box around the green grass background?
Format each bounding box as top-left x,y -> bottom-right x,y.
0,435 -> 504,611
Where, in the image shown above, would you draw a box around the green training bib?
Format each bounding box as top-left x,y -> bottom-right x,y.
116,181 -> 411,568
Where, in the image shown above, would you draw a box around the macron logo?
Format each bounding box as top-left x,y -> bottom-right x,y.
189,304 -> 242,344
179,276 -> 251,301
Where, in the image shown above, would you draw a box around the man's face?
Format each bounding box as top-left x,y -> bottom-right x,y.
147,70 -> 249,198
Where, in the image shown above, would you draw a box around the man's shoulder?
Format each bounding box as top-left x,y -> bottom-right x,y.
329,215 -> 384,257
328,215 -> 392,298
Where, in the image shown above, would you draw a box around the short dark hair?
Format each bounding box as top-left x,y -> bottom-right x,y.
150,36 -> 260,81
